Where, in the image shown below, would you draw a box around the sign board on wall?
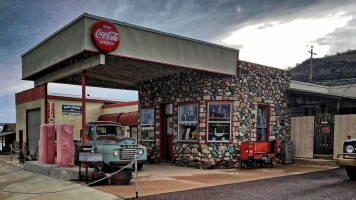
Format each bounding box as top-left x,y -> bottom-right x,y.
322,127 -> 330,133
91,20 -> 120,52
48,101 -> 55,123
62,105 -> 82,116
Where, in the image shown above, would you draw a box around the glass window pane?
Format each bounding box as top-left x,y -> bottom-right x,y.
178,104 -> 198,141
208,104 -> 231,121
167,117 -> 173,134
140,109 -> 155,141
165,104 -> 173,115
257,128 -> 266,141
140,109 -> 154,125
207,122 -> 230,141
86,126 -> 94,137
207,102 -> 231,142
141,126 -> 154,140
258,107 -> 267,127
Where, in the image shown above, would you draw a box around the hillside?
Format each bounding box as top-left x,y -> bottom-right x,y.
289,50 -> 356,86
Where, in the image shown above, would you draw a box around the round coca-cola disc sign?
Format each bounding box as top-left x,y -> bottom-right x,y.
91,20 -> 120,52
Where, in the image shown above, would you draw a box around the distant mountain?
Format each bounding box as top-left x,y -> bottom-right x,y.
289,50 -> 356,86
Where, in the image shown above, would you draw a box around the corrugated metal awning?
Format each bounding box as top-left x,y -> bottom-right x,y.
0,131 -> 15,137
118,112 -> 138,126
97,113 -> 120,122
97,111 -> 138,126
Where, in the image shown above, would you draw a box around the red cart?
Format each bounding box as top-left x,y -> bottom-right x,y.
240,141 -> 281,168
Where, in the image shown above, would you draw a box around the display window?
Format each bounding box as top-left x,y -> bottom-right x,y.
206,101 -> 232,143
257,104 -> 270,141
140,108 -> 155,141
178,103 -> 198,142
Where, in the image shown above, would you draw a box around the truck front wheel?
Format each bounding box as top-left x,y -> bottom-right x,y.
346,166 -> 356,180
132,163 -> 143,170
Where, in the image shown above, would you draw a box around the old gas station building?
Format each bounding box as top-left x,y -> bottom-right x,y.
17,14 -> 290,168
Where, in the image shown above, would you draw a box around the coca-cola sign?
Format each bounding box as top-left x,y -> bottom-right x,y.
91,20 -> 120,52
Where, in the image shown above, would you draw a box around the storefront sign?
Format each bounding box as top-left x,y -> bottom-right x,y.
62,105 -> 82,116
48,101 -> 55,123
91,20 -> 120,52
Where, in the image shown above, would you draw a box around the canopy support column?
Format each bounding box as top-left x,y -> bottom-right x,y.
44,83 -> 48,124
82,70 -> 86,146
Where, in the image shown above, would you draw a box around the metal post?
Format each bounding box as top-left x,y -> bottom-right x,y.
44,83 -> 48,124
308,45 -> 317,83
82,70 -> 86,146
10,144 -> 12,163
135,154 -> 138,198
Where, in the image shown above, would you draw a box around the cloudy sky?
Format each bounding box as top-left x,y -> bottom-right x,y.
1,0 -> 356,122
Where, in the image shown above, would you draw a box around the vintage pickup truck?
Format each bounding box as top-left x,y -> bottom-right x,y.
75,121 -> 147,170
336,135 -> 356,180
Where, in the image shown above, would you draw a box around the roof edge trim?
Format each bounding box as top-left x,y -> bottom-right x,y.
22,13 -> 239,58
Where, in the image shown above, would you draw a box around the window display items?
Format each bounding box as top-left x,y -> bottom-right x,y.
207,102 -> 232,142
178,104 -> 198,141
257,105 -> 269,141
140,109 -> 155,141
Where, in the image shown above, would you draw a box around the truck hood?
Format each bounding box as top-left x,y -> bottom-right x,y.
97,136 -> 137,145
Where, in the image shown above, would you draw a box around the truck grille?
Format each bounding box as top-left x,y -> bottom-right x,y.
119,148 -> 137,160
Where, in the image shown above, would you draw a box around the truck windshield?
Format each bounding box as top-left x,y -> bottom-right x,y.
96,125 -> 124,137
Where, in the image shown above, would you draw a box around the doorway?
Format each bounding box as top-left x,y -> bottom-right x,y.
314,112 -> 334,159
26,109 -> 41,158
160,103 -> 174,161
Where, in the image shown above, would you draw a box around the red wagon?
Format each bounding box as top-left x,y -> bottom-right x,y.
240,141 -> 281,168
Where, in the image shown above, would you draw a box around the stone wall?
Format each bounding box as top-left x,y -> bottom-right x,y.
138,60 -> 290,168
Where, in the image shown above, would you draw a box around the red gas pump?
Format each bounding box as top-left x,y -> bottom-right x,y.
240,141 -> 281,168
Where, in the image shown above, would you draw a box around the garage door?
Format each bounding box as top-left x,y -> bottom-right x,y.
27,109 -> 41,157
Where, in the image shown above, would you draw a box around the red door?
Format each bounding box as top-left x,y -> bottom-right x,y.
160,103 -> 174,161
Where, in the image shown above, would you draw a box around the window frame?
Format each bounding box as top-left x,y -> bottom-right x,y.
139,107 -> 155,142
178,102 -> 199,143
257,103 -> 270,141
206,101 -> 233,143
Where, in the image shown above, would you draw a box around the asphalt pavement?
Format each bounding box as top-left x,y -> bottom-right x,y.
134,167 -> 356,200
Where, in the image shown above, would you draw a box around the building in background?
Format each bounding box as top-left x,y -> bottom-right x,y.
289,80 -> 356,160
15,87 -> 138,156
0,123 -> 16,154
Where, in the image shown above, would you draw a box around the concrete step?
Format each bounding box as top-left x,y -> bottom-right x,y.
293,158 -> 339,167
24,161 -> 93,181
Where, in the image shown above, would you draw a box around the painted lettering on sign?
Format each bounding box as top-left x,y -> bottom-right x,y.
62,105 -> 82,116
48,101 -> 55,123
91,20 -> 120,52
322,127 -> 330,133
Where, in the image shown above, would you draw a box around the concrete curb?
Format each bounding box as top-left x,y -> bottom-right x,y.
293,158 -> 339,167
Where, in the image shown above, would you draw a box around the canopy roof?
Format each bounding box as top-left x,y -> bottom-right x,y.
22,13 -> 239,90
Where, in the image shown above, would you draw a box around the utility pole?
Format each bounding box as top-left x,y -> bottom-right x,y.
309,45 -> 317,83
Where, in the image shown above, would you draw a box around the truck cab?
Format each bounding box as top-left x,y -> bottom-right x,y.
76,121 -> 147,170
336,135 -> 356,180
